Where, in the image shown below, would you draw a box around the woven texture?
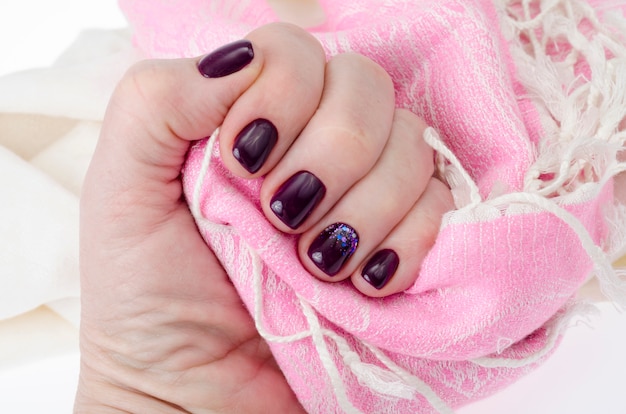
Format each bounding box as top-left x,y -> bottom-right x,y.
120,0 -> 626,411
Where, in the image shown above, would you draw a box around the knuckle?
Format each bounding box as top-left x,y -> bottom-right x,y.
109,59 -> 191,137
388,110 -> 434,179
393,108 -> 427,131
249,22 -> 325,59
332,52 -> 394,92
320,126 -> 380,174
405,213 -> 440,255
427,177 -> 455,212
116,59 -> 174,105
397,179 -> 453,256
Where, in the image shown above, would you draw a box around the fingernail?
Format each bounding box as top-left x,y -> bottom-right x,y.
232,119 -> 278,173
270,171 -> 326,229
198,39 -> 254,78
361,249 -> 399,290
308,223 -> 359,276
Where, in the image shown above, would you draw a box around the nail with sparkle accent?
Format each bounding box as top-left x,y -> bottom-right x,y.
361,249 -> 399,290
307,223 -> 359,276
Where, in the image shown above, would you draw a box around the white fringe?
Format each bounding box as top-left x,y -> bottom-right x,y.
456,0 -> 626,306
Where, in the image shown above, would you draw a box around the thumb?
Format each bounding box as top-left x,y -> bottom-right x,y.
93,38 -> 263,190
82,38 -> 264,231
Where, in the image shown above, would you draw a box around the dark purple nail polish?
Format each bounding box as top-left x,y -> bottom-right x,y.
362,249 -> 399,290
233,119 -> 277,173
308,223 -> 359,276
198,39 -> 254,78
270,171 -> 326,229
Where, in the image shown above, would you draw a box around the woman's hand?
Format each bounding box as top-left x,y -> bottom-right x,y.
76,22 -> 452,413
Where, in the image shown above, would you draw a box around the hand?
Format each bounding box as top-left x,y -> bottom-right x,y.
76,24 -> 309,414
76,21 -> 452,413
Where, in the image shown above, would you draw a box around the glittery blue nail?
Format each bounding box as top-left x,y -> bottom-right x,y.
307,222 -> 359,276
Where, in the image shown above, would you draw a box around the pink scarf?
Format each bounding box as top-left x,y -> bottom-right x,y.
120,0 -> 626,411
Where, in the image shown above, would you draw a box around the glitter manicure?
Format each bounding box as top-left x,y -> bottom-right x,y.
308,223 -> 359,276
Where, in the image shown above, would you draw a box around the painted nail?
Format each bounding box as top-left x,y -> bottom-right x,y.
198,39 -> 254,78
232,119 -> 278,173
361,249 -> 399,290
308,223 -> 359,276
270,171 -> 326,229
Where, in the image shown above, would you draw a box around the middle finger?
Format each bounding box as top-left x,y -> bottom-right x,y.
260,52 -> 396,233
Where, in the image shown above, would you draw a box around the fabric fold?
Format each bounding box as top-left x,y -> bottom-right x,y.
163,0 -> 626,411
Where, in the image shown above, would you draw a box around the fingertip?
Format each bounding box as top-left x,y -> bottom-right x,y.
350,179 -> 454,298
111,42 -> 265,149
351,249 -> 413,298
217,23 -> 326,180
230,118 -> 279,175
296,221 -> 359,282
360,249 -> 400,290
197,39 -> 255,78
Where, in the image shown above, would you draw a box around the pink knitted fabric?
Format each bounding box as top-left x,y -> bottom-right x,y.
120,0 -> 626,412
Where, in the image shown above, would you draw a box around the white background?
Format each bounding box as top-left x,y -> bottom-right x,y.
0,1 -> 625,413
0,1 -> 127,77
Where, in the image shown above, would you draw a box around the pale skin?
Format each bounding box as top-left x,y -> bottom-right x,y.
75,21 -> 453,414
